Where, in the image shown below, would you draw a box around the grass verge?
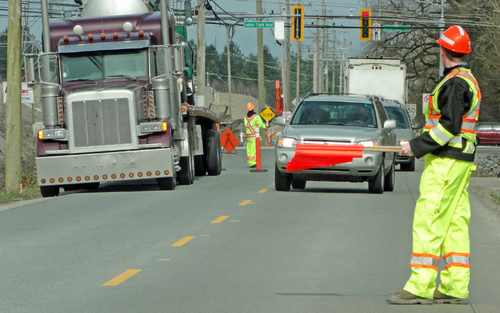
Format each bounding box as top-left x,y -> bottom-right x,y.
0,173 -> 41,206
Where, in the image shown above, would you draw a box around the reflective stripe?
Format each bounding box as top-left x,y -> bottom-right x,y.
410,253 -> 439,271
440,34 -> 455,46
444,252 -> 470,270
245,115 -> 257,136
429,124 -> 454,146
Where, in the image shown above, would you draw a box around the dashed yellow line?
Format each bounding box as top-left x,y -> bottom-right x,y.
239,200 -> 252,206
212,216 -> 229,223
103,269 -> 141,286
171,236 -> 195,247
258,189 -> 268,193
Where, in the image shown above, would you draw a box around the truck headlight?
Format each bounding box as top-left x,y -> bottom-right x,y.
278,137 -> 297,148
38,129 -> 67,140
358,140 -> 379,147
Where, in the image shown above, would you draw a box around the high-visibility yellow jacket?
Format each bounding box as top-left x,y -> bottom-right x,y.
410,65 -> 481,162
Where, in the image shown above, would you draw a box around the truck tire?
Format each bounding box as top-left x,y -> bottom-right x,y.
206,129 -> 221,176
178,132 -> 195,185
157,177 -> 176,190
63,184 -> 81,192
40,186 -> 60,197
275,163 -> 291,191
194,155 -> 206,176
291,178 -> 306,190
368,163 -> 384,194
384,160 -> 395,192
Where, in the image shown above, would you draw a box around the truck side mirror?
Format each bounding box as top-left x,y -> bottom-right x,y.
24,55 -> 38,87
184,1 -> 193,26
172,45 -> 184,76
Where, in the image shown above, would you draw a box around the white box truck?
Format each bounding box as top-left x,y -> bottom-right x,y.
346,57 -> 407,105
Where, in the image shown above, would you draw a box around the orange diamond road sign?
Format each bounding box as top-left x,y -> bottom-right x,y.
220,128 -> 240,153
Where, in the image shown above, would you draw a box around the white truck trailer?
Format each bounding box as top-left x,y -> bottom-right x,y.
346,57 -> 408,105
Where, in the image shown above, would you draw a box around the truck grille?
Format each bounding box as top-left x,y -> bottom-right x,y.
72,98 -> 132,147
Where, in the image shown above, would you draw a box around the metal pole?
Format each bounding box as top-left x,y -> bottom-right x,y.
257,0 -> 265,113
339,31 -> 343,94
439,0 -> 445,78
5,0 -> 22,193
226,26 -> 232,104
296,41 -> 301,105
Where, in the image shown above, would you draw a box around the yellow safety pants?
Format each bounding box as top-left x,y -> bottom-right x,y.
404,154 -> 474,299
246,137 -> 257,166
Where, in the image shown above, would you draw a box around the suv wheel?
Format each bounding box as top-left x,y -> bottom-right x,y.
368,163 -> 384,194
275,163 -> 291,191
400,156 -> 415,172
384,160 -> 395,191
291,178 -> 306,190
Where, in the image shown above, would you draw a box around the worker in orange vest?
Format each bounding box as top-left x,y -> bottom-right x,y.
244,103 -> 266,168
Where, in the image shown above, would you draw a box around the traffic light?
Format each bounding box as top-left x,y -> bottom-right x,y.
360,9 -> 371,40
291,5 -> 304,41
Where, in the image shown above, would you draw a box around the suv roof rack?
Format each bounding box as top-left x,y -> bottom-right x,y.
300,92 -> 382,103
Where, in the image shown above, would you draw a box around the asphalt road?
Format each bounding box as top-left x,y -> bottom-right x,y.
1,147 -> 500,313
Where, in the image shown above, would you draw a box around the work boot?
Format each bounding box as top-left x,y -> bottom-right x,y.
387,290 -> 433,305
434,289 -> 469,304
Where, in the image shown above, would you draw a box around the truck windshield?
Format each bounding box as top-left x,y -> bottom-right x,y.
61,49 -> 148,82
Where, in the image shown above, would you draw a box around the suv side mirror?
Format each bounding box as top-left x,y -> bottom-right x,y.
384,119 -> 397,130
276,116 -> 287,126
412,122 -> 422,129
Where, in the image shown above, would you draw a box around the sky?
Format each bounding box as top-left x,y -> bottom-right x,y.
0,0 -> 368,59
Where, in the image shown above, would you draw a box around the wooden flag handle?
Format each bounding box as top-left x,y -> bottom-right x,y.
363,146 -> 402,152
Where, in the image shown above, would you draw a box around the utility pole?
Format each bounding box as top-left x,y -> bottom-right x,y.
257,0 -> 265,113
226,26 -> 232,104
313,23 -> 320,93
5,0 -> 22,193
339,31 -> 344,94
196,0 -> 206,99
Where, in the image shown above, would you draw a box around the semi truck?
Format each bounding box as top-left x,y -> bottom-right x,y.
25,0 -> 222,197
346,57 -> 408,105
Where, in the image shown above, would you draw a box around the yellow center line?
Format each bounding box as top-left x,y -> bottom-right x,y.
212,216 -> 229,223
103,269 -> 141,286
258,189 -> 268,193
171,236 -> 195,247
239,200 -> 252,206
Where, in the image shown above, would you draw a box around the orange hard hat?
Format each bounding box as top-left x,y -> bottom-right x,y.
436,25 -> 471,54
246,102 -> 255,111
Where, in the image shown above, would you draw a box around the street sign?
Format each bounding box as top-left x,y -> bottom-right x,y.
405,104 -> 416,120
3,82 -> 34,104
422,93 -> 431,114
244,22 -> 274,28
372,23 -> 381,41
282,111 -> 292,121
260,107 -> 275,122
382,25 -> 411,32
220,128 -> 240,154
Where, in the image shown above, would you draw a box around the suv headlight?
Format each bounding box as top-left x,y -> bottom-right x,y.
278,137 -> 297,148
358,140 -> 379,147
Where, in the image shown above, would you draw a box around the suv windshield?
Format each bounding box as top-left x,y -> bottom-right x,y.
384,106 -> 410,129
291,101 -> 377,128
61,49 -> 148,83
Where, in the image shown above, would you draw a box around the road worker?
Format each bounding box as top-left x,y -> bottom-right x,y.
244,102 -> 266,168
387,25 -> 480,305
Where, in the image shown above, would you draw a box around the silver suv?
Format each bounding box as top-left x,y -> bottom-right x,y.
381,100 -> 422,171
275,94 -> 397,194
